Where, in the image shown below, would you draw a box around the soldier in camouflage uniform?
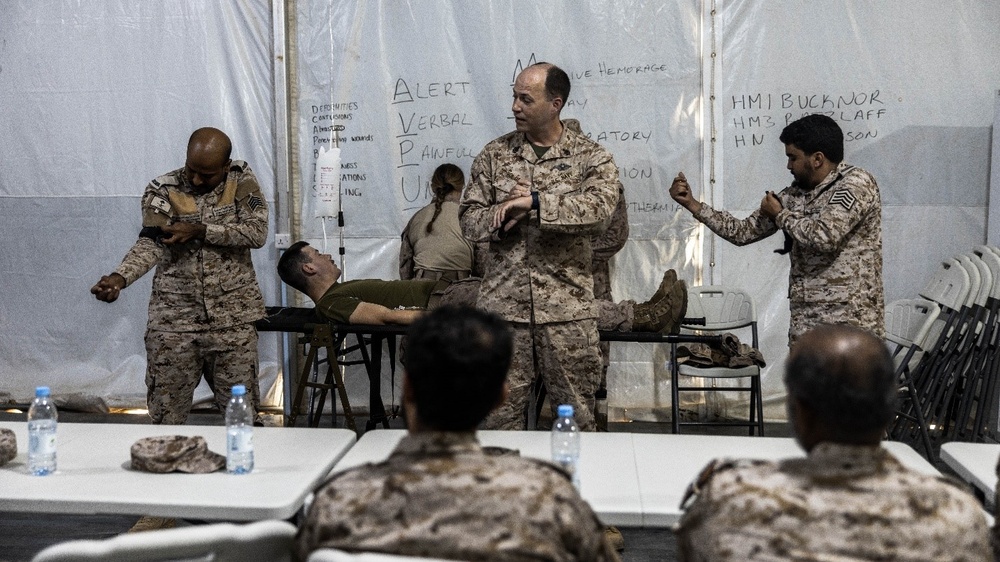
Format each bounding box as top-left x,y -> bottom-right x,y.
460,63 -> 620,431
296,306 -> 619,561
676,324 -> 990,561
91,127 -> 267,424
670,114 -> 883,344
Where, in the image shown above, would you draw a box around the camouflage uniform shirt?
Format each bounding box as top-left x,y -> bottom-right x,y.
460,126 -> 621,323
114,161 -> 267,331
676,442 -> 990,561
296,431 -> 619,562
591,186 -> 629,301
695,162 -> 884,339
399,200 -> 474,280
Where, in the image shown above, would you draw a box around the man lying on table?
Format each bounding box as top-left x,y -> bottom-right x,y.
276,240 -> 686,332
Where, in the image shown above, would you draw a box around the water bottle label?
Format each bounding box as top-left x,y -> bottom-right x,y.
228,430 -> 253,453
30,432 -> 56,455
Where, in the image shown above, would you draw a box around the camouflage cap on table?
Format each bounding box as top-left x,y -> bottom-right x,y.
130,435 -> 225,474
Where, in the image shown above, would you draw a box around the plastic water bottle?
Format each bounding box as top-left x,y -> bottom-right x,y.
551,404 -> 581,489
225,384 -> 254,474
27,386 -> 57,476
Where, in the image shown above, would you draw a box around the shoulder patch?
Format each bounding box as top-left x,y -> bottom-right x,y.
829,188 -> 857,211
148,194 -> 171,215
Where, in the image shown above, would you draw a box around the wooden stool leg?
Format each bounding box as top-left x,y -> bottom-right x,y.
330,356 -> 356,432
286,324 -> 355,430
287,339 -> 320,427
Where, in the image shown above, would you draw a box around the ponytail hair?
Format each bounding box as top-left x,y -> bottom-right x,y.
427,163 -> 465,233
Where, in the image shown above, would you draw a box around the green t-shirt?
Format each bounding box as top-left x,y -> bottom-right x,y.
316,279 -> 437,323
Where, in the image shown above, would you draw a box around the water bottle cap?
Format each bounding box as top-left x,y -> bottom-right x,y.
557,404 -> 574,418
35,386 -> 50,398
231,385 -> 246,396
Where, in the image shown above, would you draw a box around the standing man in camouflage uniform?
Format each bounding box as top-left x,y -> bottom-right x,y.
676,324 -> 990,561
669,114 -> 883,344
460,62 -> 621,431
91,127 -> 268,424
296,306 -> 620,561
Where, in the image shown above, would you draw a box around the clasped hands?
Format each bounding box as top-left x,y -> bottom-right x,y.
159,221 -> 207,244
492,182 -> 533,233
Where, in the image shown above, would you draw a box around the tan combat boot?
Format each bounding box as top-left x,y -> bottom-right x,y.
648,269 -> 678,305
633,279 -> 682,332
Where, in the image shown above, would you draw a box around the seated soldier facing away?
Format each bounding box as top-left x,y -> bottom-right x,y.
295,305 -> 621,561
675,323 -> 990,561
277,240 -> 687,332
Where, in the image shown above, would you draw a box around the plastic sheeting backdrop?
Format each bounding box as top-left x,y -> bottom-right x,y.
1,1 -> 998,420
0,1 -> 281,410
294,0 -> 1000,422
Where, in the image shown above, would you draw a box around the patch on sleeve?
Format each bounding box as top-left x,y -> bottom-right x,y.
247,195 -> 264,211
829,188 -> 857,211
148,194 -> 171,215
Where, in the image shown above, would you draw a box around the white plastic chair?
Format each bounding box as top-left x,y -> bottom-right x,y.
31,519 -> 296,562
307,549 -> 463,562
884,298 -> 941,459
670,286 -> 764,435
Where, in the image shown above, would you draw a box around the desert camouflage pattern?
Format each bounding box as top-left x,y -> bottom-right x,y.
676,442 -> 990,561
592,185 -> 629,388
0,428 -> 16,467
297,431 -> 619,562
485,319 -> 603,431
399,200 -> 474,281
130,435 -> 225,473
460,126 -> 620,324
114,160 -> 268,331
695,162 -> 884,342
591,184 -> 629,299
461,126 -> 619,431
113,161 -> 267,424
145,324 -> 259,425
595,299 -> 632,331
993,456 -> 1000,559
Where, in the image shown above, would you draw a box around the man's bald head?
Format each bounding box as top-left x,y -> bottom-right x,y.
185,128 -> 232,191
188,127 -> 232,163
785,324 -> 896,446
527,62 -> 571,105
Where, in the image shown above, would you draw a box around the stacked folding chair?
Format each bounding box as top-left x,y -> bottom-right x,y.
884,298 -> 940,460
890,248 -> 1000,452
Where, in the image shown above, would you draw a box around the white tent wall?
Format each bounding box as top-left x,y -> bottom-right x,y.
715,1 -> 1000,419
293,0 -> 1000,423
1,0 -> 998,423
0,1 -> 282,410
292,0 -> 704,420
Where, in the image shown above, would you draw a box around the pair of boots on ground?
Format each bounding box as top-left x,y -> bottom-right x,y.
632,269 -> 688,334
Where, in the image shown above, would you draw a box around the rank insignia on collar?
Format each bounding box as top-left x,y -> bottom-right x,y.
829,189 -> 856,211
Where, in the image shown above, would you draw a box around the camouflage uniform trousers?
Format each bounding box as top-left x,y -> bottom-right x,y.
144,323 -> 260,424
788,300 -> 885,346
484,318 -> 603,431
